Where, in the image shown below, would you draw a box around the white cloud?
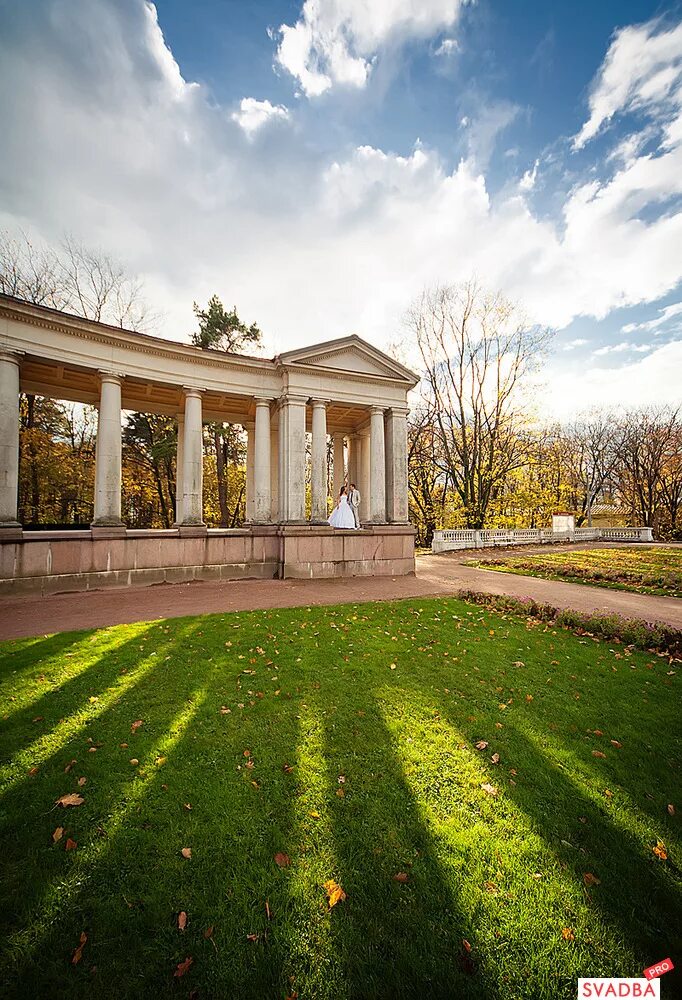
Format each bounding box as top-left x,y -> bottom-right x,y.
622,300 -> 682,334
561,338 -> 588,350
435,37 -> 459,56
519,158 -> 539,191
573,19 -> 682,149
592,341 -> 652,356
275,0 -> 468,97
231,97 -> 290,138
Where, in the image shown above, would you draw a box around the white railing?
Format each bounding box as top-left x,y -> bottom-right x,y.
432,525 -> 654,553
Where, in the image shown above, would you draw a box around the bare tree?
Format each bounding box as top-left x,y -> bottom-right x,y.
406,280 -> 552,528
615,407 -> 680,530
0,229 -> 154,331
561,411 -> 620,525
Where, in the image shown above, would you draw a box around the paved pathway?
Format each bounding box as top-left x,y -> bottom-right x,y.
0,544 -> 679,640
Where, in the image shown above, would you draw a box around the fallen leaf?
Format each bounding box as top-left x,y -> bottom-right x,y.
173,956 -> 193,978
56,793 -> 84,808
610,740 -> 623,749
71,931 -> 87,965
33,716 -> 44,722
119,743 -> 128,749
129,758 -> 139,766
203,926 -> 214,939
593,729 -> 604,737
592,751 -> 607,759
87,747 -> 97,753
52,826 -> 64,843
181,847 -> 192,859
246,933 -> 260,942
653,840 -> 668,860
491,753 -> 500,765
178,911 -> 187,932
274,852 -> 291,868
265,899 -> 272,920
131,720 -> 143,734
462,938 -> 472,953
668,803 -> 675,816
65,838 -> 77,851
562,927 -> 575,942
390,662 -> 397,670
475,741 -> 488,751
308,811 -> 321,819
243,749 -> 251,758
336,788 -> 345,797
283,762 -> 294,773
583,872 -> 601,886
480,783 -> 498,796
184,803 -> 192,811
323,878 -> 346,908
155,756 -> 167,766
392,872 -> 409,883
89,696 -> 98,703
603,789 -> 613,799
77,777 -> 87,787
525,694 -> 534,702
64,760 -> 77,773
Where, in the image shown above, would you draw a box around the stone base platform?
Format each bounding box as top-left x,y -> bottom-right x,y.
0,524 -> 415,596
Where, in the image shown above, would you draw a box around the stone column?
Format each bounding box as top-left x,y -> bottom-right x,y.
332,433 -> 345,502
0,351 -> 21,533
369,406 -> 386,523
181,388 -> 204,527
245,422 -> 255,521
359,432 -> 370,523
175,413 -> 184,524
278,393 -> 307,522
310,399 -> 328,522
347,434 -> 359,492
253,398 -> 272,523
270,424 -> 279,521
385,406 -> 409,523
92,372 -> 124,528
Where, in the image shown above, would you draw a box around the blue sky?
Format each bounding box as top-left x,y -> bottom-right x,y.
1,0 -> 681,415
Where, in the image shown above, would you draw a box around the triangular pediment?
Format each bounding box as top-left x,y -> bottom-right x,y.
276,336 -> 418,385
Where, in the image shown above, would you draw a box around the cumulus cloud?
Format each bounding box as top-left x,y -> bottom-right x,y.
573,18 -> 682,149
274,0 -> 468,97
592,341 -> 652,356
622,300 -> 682,334
231,98 -> 290,138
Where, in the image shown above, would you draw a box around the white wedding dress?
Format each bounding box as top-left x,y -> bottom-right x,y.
328,495 -> 356,529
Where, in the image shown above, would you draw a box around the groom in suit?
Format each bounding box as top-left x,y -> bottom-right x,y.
348,483 -> 361,528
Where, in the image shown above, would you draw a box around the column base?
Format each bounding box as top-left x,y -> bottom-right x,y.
0,522 -> 22,540
91,524 -> 126,539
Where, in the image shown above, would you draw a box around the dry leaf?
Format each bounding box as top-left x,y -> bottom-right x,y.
184,803 -> 192,811
323,878 -> 346,908
274,852 -> 291,868
181,847 -> 192,859
246,933 -> 260,942
64,760 -> 77,773
592,751 -> 607,759
52,826 -> 64,843
282,763 -> 294,773
583,872 -> 601,886
593,729 -> 604,737
525,694 -> 534,702
178,911 -> 187,931
131,720 -> 143,733
309,811 -> 321,819
203,926 -> 214,939
65,837 -> 77,851
87,747 -> 97,753
481,783 -> 498,796
462,938 -> 472,953
562,927 -> 575,941
78,777 -> 87,787
243,749 -> 251,757
129,758 -> 139,766
173,956 -> 193,978
491,753 -> 500,765
392,872 -> 409,883
336,788 -> 345,798
475,741 -> 488,751
28,766 -> 39,777
33,716 -> 44,722
119,743 -> 128,749
610,740 -> 622,749
71,931 -> 87,965
667,803 -> 675,816
56,793 -> 84,808
155,756 -> 167,766
653,840 -> 668,860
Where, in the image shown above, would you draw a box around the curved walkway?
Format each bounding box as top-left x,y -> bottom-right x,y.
0,545 -> 679,641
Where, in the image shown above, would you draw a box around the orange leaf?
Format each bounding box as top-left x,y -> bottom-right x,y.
71,931 -> 87,965
323,879 -> 346,908
178,911 -> 187,931
131,720 -> 143,733
474,741 -> 488,751
593,729 -> 604,737
52,826 -> 64,844
610,740 -> 622,749
653,840 -> 668,860
592,751 -> 607,759
243,749 -> 251,757
181,847 -> 192,859
392,872 -> 409,883
246,933 -> 260,942
64,760 -> 77,773
462,938 -> 472,953
28,766 -> 39,777
65,838 -> 77,851
129,758 -> 139,766
274,852 -> 291,868
56,793 -> 84,808
203,926 -> 214,939
583,872 -> 601,886
282,763 -> 294,773
561,927 -> 575,941
77,777 -> 87,787
173,956 -> 193,978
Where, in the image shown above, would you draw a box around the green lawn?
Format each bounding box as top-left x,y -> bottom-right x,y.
0,598 -> 680,1000
466,545 -> 682,597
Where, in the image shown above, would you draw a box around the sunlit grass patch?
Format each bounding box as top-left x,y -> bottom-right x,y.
0,598 -> 679,999
466,545 -> 682,597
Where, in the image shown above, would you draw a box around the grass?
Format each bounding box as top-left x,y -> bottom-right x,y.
0,598 -> 680,1000
465,545 -> 682,598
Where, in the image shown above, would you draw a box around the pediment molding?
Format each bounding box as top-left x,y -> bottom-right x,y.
276,335 -> 418,386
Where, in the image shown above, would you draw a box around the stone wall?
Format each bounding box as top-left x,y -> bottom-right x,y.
0,525 -> 416,596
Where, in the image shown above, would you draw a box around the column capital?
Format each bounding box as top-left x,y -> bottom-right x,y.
254,396 -> 275,407
369,405 -> 386,416
0,349 -> 24,366
388,405 -> 410,417
309,397 -> 330,409
278,392 -> 308,407
98,369 -> 124,384
182,385 -> 205,398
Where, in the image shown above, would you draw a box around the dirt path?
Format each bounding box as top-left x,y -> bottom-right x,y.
0,544 -> 680,641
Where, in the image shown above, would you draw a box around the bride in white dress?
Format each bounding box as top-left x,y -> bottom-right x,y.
328,487 -> 357,529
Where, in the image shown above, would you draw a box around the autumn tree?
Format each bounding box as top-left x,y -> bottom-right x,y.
406,280 -> 552,528
560,412 -> 620,525
615,407 -> 680,532
191,295 -> 262,526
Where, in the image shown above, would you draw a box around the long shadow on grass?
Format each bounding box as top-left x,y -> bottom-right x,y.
319,695 -> 498,1000
429,696 -> 682,976
0,630 -> 87,681
3,616 -> 306,1000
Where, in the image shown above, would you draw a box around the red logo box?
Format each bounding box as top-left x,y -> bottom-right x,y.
643,958 -> 674,981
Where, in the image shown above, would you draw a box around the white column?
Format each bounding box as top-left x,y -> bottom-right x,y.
245,422 -> 255,521
359,432 -> 370,523
278,393 -> 307,522
0,352 -> 21,530
347,434 -> 359,494
332,434 -> 345,503
253,399 -> 272,523
270,424 -> 279,521
385,407 -> 409,523
175,413 -> 184,524
369,406 -> 386,523
181,388 -> 204,526
310,399 -> 328,522
92,372 -> 123,527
